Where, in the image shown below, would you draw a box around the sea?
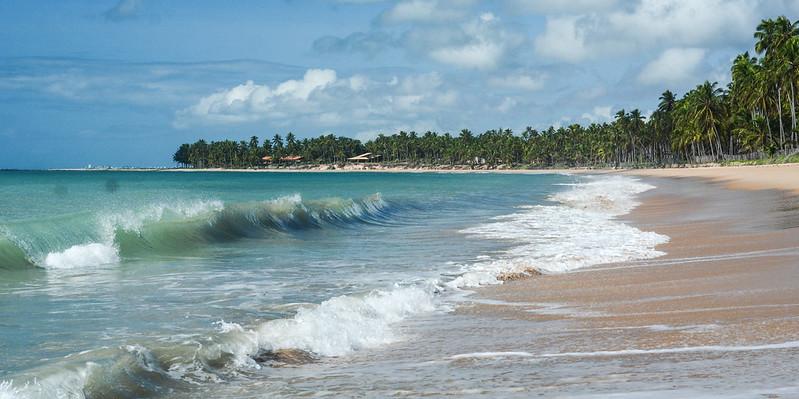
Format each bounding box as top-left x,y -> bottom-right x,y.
0,171 -> 667,398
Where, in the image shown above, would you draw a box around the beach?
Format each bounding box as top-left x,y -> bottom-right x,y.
180,165 -> 799,398
449,164 -> 799,396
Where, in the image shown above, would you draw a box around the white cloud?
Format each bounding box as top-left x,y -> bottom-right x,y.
414,12 -> 523,69
534,16 -> 590,62
273,69 -> 337,100
429,41 -> 504,69
488,73 -> 546,91
609,0 -> 754,46
533,0 -> 758,63
176,69 -> 337,125
176,69 -> 460,129
638,47 -> 706,85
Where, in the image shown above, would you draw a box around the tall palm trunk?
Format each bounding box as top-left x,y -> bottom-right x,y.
777,83 -> 785,148
763,97 -> 773,145
792,80 -> 798,146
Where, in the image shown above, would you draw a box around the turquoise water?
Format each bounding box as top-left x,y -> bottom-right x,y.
1,171 -> 595,397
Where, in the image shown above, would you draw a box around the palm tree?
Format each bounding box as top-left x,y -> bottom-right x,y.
272,134 -> 284,159
689,81 -> 726,158
781,37 -> 799,145
286,132 -> 297,155
755,16 -> 799,148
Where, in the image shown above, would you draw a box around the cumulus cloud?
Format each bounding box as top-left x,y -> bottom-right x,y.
317,4 -> 521,70
534,0 -> 758,62
176,69 -> 337,125
175,69 -> 461,132
638,47 -> 706,85
409,12 -> 524,69
533,16 -> 591,63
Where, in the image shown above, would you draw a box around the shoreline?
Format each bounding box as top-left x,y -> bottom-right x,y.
451,165 -> 799,393
39,161 -> 799,178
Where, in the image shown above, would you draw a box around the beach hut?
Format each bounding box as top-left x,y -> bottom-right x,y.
261,155 -> 273,164
347,152 -> 382,163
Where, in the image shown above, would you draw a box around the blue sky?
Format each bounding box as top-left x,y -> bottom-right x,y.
1,0 -> 798,168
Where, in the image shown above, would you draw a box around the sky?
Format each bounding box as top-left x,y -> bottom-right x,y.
1,0 -> 799,168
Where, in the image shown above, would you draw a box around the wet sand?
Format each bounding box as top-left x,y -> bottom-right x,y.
475,175 -> 799,346
437,169 -> 799,396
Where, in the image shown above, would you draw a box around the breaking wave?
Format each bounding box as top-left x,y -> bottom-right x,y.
0,193 -> 393,270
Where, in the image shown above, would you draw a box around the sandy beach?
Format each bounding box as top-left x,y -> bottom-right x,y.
444,164 -> 799,394
623,163 -> 799,194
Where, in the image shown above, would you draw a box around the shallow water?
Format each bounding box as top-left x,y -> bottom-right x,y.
0,171 -> 666,398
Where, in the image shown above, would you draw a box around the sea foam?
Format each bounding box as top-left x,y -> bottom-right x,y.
43,242 -> 120,269
451,175 -> 669,286
207,175 -> 667,366
203,284 -> 438,368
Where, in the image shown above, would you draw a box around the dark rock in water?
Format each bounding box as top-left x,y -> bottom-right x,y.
252,349 -> 317,366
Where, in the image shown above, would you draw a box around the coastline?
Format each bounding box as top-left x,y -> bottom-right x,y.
46,161 -> 799,179
47,165 -> 585,174
449,165 -> 799,394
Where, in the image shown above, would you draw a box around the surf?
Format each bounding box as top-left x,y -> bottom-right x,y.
0,173 -> 671,398
0,193 -> 394,270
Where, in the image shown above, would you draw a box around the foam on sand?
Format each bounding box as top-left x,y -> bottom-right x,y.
449,351 -> 535,360
450,175 -> 669,286
541,340 -> 799,358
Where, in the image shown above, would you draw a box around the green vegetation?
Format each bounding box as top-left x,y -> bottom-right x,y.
175,16 -> 799,169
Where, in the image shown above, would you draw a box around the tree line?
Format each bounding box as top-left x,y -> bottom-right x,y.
174,16 -> 799,169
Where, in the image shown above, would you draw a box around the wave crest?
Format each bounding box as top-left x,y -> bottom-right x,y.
0,193 -> 393,270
